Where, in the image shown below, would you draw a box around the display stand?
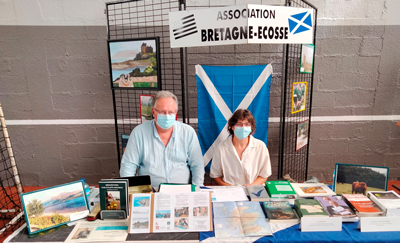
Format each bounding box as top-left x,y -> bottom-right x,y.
107,0 -> 318,182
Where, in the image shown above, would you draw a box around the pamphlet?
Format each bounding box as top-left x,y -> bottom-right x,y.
153,192 -> 212,232
213,187 -> 248,202
128,193 -> 152,233
65,219 -> 128,242
128,192 -> 213,233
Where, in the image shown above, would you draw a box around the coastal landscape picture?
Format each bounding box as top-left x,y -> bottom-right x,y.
140,95 -> 154,124
296,119 -> 309,151
21,181 -> 89,234
333,163 -> 389,195
108,37 -> 161,90
300,44 -> 314,73
291,82 -> 307,113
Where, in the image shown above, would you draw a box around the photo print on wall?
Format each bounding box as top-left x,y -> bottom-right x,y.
300,44 -> 314,74
291,82 -> 307,114
296,119 -> 309,151
139,95 -> 154,124
108,37 -> 161,90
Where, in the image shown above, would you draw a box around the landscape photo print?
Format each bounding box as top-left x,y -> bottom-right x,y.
108,37 -> 161,90
140,95 -> 154,124
300,44 -> 314,73
296,119 -> 309,151
21,181 -> 89,235
333,163 -> 389,195
291,82 -> 307,114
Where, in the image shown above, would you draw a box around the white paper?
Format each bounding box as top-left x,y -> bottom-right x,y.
152,192 -> 211,232
301,217 -> 342,232
213,187 -> 248,202
129,193 -> 152,233
65,219 -> 128,242
359,217 -> 400,232
159,185 -> 193,193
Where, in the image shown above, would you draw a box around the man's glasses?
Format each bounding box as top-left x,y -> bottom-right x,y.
154,108 -> 177,115
235,123 -> 251,127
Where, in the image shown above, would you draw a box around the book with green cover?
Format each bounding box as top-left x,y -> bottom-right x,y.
294,199 -> 329,217
265,181 -> 296,199
99,179 -> 129,219
262,201 -> 299,223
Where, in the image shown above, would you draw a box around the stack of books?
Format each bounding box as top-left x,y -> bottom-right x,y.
265,181 -> 296,201
341,194 -> 383,217
262,201 -> 299,223
367,190 -> 400,216
293,199 -> 329,218
314,196 -> 358,222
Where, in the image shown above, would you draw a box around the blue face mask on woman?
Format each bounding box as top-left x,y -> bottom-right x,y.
234,126 -> 252,140
156,114 -> 175,129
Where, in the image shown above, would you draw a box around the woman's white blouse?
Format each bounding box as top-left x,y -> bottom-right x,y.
210,135 -> 272,186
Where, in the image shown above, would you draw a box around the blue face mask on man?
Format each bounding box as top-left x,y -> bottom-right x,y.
156,114 -> 175,129
234,126 -> 252,140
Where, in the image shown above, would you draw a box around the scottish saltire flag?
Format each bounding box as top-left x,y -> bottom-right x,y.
196,64 -> 273,171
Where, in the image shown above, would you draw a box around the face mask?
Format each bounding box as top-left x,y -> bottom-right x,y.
234,126 -> 252,140
156,114 -> 175,129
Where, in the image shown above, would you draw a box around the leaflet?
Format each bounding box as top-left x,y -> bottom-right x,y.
153,192 -> 212,232
128,193 -> 152,233
65,219 -> 128,242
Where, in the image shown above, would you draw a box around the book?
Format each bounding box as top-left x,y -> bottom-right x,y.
294,199 -> 329,217
99,179 -> 129,219
341,194 -> 383,217
247,185 -> 270,202
213,201 -> 272,238
291,183 -> 336,198
367,190 -> 400,216
314,196 -> 357,221
265,181 -> 296,199
262,201 -> 299,223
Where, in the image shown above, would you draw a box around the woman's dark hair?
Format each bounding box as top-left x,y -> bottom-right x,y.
227,109 -> 256,136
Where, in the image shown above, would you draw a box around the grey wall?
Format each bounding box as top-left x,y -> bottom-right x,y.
1,4 -> 399,186
309,25 -> 400,180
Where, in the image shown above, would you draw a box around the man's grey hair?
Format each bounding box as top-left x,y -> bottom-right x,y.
152,91 -> 179,110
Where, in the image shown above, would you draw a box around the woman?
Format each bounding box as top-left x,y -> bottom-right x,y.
210,109 -> 271,186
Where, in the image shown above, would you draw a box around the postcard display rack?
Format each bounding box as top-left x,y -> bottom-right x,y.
107,0 -> 317,182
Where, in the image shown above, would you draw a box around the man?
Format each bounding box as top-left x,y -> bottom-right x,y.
120,91 -> 204,188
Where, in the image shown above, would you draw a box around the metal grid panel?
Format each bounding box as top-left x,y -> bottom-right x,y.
279,0 -> 317,181
0,106 -> 24,239
106,0 -> 185,165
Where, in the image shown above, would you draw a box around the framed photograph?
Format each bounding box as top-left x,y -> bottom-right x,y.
296,119 -> 309,151
300,44 -> 314,74
291,82 -> 307,114
333,163 -> 390,196
108,37 -> 161,90
21,181 -> 89,235
291,183 -> 336,198
139,95 -> 154,124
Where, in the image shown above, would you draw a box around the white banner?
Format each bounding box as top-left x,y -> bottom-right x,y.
169,4 -> 313,48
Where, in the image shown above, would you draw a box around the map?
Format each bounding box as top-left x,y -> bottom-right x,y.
213,201 -> 272,238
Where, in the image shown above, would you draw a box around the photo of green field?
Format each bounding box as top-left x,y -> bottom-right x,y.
335,183 -> 384,195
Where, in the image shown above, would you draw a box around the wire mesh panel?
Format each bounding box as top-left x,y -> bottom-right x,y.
278,0 -> 317,181
106,0 -> 186,165
0,104 -> 24,239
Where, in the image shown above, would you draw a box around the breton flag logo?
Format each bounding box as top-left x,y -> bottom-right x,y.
172,14 -> 198,40
288,11 -> 312,35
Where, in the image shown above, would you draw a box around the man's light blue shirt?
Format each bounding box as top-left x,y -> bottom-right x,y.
120,120 -> 204,188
